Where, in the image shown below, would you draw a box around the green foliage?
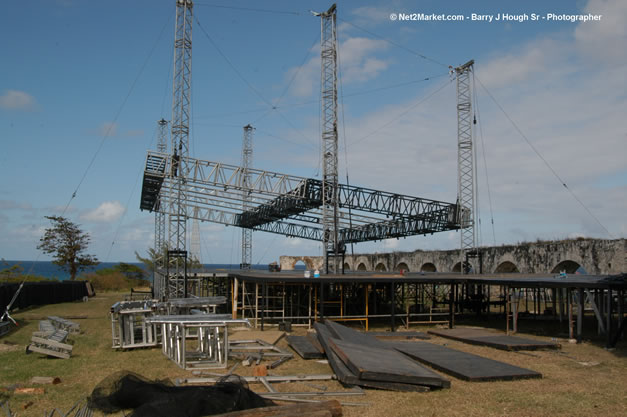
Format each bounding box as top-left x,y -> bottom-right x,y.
37,216 -> 99,280
0,259 -> 55,283
135,247 -> 203,272
112,262 -> 146,280
85,270 -> 150,292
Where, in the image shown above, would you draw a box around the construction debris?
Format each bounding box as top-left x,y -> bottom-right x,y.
30,376 -> 61,385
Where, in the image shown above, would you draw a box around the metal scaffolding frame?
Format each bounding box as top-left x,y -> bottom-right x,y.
140,1 -> 462,299
316,4 -> 340,274
141,153 -> 460,244
455,60 -> 476,272
241,124 -> 254,270
167,0 -> 193,299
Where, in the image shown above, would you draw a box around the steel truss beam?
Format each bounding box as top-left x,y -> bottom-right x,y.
140,151 -> 460,244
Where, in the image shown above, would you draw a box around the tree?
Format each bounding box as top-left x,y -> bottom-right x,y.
37,216 -> 99,280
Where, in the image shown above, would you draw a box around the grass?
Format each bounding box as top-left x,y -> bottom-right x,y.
1,293 -> 626,416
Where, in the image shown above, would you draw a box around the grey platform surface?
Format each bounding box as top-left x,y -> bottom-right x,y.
388,341 -> 542,381
313,321 -> 431,392
329,337 -> 450,388
286,335 -> 324,359
428,328 -> 560,351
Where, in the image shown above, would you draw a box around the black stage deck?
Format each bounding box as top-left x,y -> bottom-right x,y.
388,340 -> 542,382
314,321 -> 432,392
229,270 -> 627,289
317,320 -> 541,384
428,328 -> 561,351
367,331 -> 431,341
286,335 -> 324,359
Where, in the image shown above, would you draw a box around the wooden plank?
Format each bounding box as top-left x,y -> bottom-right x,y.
428,328 -> 560,351
388,341 -> 542,382
287,336 -> 325,359
328,337 -> 450,388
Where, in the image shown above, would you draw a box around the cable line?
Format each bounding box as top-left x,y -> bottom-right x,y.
337,17 -> 449,68
348,78 -> 453,146
195,15 -> 318,148
61,14 -> 172,217
195,3 -> 302,16
475,75 -> 614,239
473,73 -> 496,246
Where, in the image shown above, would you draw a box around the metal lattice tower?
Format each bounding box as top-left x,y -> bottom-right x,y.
315,4 -> 340,274
154,118 -> 169,274
190,210 -> 201,265
240,124 -> 254,270
455,60 -> 477,272
167,0 -> 193,298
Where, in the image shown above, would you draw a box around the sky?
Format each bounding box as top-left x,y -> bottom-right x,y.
1,0 -> 625,265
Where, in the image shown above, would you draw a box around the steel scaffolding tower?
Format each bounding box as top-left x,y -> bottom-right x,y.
455,60 -> 477,273
240,124 -> 254,270
315,4 -> 340,274
167,0 -> 193,298
190,209 -> 201,264
140,2 -> 462,289
155,118 -> 169,279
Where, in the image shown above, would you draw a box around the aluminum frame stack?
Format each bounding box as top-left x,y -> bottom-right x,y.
110,300 -> 160,349
146,314 -> 250,370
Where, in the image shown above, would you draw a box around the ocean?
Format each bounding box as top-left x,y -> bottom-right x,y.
0,260 -> 274,280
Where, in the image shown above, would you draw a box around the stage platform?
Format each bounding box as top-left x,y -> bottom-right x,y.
428,327 -> 560,351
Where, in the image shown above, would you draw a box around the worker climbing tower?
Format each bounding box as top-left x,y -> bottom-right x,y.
167,0 -> 193,298
455,60 -> 477,273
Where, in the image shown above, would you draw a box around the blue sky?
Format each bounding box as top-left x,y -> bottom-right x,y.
1,0 -> 625,264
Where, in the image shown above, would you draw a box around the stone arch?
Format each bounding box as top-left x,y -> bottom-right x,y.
421,262 -> 437,272
452,262 -> 462,273
495,261 -> 520,273
343,263 -> 351,271
357,263 -> 367,271
375,263 -> 387,272
395,262 -> 410,272
551,260 -> 582,274
290,257 -> 314,270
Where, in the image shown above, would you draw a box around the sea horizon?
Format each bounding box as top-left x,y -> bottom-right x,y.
0,260 -> 279,280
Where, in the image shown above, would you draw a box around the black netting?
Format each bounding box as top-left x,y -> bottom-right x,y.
88,371 -> 271,417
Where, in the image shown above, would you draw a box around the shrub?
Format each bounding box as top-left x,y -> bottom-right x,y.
85,271 -> 149,292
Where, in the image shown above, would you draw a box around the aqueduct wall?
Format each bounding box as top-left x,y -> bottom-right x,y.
279,238 -> 626,274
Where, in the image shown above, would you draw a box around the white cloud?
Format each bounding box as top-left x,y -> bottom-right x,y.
81,201 -> 125,223
97,122 -> 118,137
0,90 -> 36,111
284,36 -> 388,98
575,0 -> 627,64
